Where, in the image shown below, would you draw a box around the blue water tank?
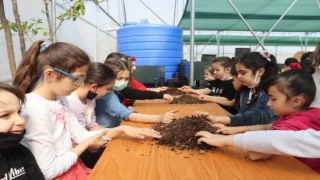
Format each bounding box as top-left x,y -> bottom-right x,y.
117,20 -> 183,81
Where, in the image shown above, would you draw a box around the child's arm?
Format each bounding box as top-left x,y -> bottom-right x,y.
192,111 -> 231,125
128,109 -> 179,123
103,125 -> 161,139
246,151 -> 273,160
215,124 -> 272,135
190,88 -> 211,95
198,95 -> 235,107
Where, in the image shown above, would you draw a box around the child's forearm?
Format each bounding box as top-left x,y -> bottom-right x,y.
128,113 -> 161,123
88,125 -> 103,131
246,151 -> 272,161
213,98 -> 235,107
246,124 -> 272,131
194,88 -> 211,95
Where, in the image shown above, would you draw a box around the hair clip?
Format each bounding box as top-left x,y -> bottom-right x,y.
288,63 -> 302,70
260,51 -> 271,62
40,40 -> 53,53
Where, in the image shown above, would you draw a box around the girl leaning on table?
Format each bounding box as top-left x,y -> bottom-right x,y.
196,64 -> 320,174
94,59 -> 178,128
13,40 -> 161,180
66,62 -> 164,168
193,52 -> 279,126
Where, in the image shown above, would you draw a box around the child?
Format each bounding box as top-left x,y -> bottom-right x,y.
0,83 -> 45,180
190,57 -> 237,114
196,68 -> 320,173
67,62 -> 164,168
283,57 -> 298,71
94,60 -> 178,128
13,40 -> 161,180
104,56 -> 173,105
180,65 -> 215,91
193,52 -> 278,126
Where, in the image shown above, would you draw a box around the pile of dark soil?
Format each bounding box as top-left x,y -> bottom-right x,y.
162,88 -> 186,96
153,116 -> 218,150
170,94 -> 204,104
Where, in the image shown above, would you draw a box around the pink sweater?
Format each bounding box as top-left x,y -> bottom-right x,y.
271,108 -> 320,174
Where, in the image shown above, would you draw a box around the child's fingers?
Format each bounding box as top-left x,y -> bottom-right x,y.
170,109 -> 179,113
195,131 -> 211,138
197,137 -> 209,145
212,124 -> 225,128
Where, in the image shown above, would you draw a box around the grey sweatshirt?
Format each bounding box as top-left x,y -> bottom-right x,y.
233,129 -> 320,158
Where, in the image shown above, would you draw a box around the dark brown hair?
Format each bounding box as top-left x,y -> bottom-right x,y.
85,62 -> 116,86
204,65 -> 214,74
13,40 -> 91,93
212,56 -> 233,68
104,58 -> 130,75
0,83 -> 25,104
105,52 -> 133,71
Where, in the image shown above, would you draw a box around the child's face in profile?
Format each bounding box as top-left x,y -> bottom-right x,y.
116,70 -> 130,83
0,90 -> 25,134
267,85 -> 299,116
212,62 -> 229,80
204,69 -> 215,81
232,76 -> 241,91
94,79 -> 116,99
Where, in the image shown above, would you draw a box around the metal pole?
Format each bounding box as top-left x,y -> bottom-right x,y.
305,32 -> 309,51
227,0 -> 266,50
217,31 -> 221,56
196,34 -> 216,59
98,6 -> 121,27
96,4 -> 100,62
122,0 -> 127,22
190,0 -> 195,85
173,0 -> 177,25
253,0 -> 297,51
51,0 -> 56,42
140,0 -> 167,24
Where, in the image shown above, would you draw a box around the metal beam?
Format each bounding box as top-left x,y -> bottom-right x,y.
195,34 -> 216,59
216,31 -> 221,56
190,0 -> 195,85
305,32 -> 309,51
253,0 -> 298,51
98,5 -> 121,27
173,0 -> 177,25
227,0 -> 266,50
122,0 -> 127,22
140,0 -> 167,24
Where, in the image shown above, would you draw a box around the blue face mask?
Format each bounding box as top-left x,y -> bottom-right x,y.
112,81 -> 128,91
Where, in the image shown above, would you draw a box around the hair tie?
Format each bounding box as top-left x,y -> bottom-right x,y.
260,51 -> 271,62
288,63 -> 302,70
40,40 -> 53,53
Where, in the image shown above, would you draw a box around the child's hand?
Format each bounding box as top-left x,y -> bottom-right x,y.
215,126 -> 245,135
163,94 -> 174,103
160,109 -> 179,123
123,126 -> 162,139
85,129 -> 110,150
198,94 -> 211,101
195,131 -> 234,147
128,106 -> 134,110
192,111 -> 215,123
152,87 -> 168,93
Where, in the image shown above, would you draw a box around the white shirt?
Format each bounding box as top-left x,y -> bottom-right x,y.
233,129 -> 320,158
67,91 -> 98,130
21,94 -> 101,179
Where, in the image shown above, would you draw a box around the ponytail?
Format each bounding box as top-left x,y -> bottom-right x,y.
13,41 -> 44,93
13,40 -> 91,93
262,54 -> 278,83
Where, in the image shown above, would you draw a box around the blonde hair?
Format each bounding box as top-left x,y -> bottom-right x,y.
293,51 -> 306,62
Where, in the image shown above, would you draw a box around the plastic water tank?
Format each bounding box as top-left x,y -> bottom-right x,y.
117,19 -> 183,81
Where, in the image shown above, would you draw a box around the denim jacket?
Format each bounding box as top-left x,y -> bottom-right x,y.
95,92 -> 134,128
230,87 -> 278,126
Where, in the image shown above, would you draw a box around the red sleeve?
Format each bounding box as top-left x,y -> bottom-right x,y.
131,78 -> 147,90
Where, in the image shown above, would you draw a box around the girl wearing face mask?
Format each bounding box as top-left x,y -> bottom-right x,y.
94,59 -> 178,128
190,57 -> 237,114
0,83 -> 45,180
67,62 -> 162,168
193,52 -> 278,126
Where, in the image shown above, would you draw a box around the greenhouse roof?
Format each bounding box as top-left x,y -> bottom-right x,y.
179,0 -> 320,32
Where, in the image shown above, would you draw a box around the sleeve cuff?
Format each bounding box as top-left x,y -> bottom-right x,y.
232,134 -> 244,149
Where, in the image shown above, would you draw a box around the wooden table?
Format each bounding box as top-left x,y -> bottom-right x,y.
88,102 -> 320,180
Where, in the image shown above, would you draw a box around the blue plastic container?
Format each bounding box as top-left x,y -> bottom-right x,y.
117,20 -> 183,81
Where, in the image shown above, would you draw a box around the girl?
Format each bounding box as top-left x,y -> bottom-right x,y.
311,42 -> 320,108
180,64 -> 215,91
67,62 -> 164,168
196,68 -> 320,173
0,83 -> 44,180
13,40 -> 161,180
193,52 -> 278,126
95,59 -> 178,128
283,57 -> 298,71
190,57 -> 237,114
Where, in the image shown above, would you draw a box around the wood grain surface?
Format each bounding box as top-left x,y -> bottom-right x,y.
88,102 -> 320,180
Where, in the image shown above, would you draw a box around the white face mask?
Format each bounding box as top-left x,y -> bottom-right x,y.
112,80 -> 129,91
248,72 -> 260,89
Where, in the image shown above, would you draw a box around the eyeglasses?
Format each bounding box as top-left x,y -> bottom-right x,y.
52,68 -> 86,87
